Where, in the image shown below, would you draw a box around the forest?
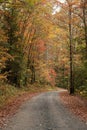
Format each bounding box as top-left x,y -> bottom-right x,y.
0,0 -> 87,106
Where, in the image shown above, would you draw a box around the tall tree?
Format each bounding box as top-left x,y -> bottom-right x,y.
67,0 -> 74,94
2,1 -> 23,86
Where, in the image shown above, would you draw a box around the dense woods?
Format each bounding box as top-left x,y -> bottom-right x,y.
0,0 -> 87,97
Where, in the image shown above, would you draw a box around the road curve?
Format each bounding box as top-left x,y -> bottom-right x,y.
2,91 -> 87,130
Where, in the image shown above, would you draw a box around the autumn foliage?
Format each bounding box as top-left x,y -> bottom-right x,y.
0,0 -> 87,95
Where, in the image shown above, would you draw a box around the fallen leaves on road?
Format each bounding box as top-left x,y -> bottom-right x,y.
60,91 -> 87,123
0,85 -> 57,128
0,92 -> 39,128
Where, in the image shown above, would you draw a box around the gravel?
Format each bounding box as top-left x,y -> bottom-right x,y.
2,91 -> 87,130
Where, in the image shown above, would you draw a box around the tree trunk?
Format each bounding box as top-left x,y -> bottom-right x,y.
31,65 -> 35,84
82,0 -> 87,56
69,4 -> 74,94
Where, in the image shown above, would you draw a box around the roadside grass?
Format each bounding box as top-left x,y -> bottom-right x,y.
0,84 -> 20,108
0,83 -> 57,109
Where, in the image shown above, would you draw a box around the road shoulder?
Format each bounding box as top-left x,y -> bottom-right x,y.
60,91 -> 87,124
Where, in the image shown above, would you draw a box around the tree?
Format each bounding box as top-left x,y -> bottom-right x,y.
2,1 -> 23,86
67,0 -> 74,94
0,1 -> 12,81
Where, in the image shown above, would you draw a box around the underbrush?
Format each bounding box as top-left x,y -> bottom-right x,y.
0,84 -> 20,108
25,83 -> 57,92
0,83 -> 57,108
76,87 -> 87,98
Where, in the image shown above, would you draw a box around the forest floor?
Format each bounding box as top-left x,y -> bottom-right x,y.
60,91 -> 87,124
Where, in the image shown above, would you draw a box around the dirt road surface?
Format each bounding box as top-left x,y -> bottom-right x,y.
2,91 -> 87,130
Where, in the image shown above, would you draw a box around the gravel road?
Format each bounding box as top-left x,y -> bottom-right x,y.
2,91 -> 87,130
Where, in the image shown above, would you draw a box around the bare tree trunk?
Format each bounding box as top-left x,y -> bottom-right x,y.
69,3 -> 74,94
